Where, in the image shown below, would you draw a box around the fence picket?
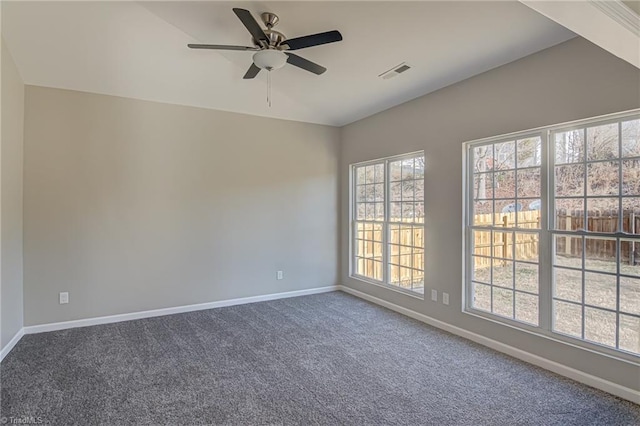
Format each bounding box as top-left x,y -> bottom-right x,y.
473,209 -> 639,268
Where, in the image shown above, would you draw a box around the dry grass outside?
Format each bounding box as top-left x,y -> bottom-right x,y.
472,256 -> 640,355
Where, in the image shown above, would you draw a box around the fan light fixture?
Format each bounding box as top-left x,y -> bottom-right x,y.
252,50 -> 287,71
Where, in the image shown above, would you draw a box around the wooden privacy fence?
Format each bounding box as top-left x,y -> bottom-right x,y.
473,211 -> 540,268
359,208 -> 639,278
356,224 -> 424,286
556,209 -> 639,265
390,225 -> 425,287
473,209 -> 640,267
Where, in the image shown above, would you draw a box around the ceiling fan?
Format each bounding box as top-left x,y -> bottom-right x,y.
188,8 -> 342,79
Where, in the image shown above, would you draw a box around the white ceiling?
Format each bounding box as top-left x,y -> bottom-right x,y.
623,1 -> 640,15
2,1 -> 575,126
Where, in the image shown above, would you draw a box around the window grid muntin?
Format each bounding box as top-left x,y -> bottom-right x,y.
351,153 -> 425,294
388,223 -> 425,293
551,120 -> 640,354
353,221 -> 384,281
469,135 -> 542,326
353,162 -> 386,282
387,155 -> 425,293
465,110 -> 640,361
388,157 -> 425,225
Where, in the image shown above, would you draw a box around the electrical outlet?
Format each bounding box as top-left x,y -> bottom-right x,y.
277,270 -> 283,280
59,292 -> 69,304
431,289 -> 437,302
443,292 -> 450,305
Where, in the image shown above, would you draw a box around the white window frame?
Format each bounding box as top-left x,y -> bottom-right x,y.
350,151 -> 425,297
465,133 -> 546,327
463,109 -> 640,363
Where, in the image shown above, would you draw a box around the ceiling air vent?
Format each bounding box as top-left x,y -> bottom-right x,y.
379,62 -> 412,80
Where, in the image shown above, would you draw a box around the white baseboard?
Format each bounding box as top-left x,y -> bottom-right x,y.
1,328 -> 25,362
24,285 -> 339,335
338,285 -> 640,405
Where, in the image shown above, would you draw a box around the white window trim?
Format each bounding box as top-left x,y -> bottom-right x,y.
462,109 -> 640,364
350,151 -> 425,297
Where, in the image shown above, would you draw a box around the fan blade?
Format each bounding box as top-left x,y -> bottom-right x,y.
243,63 -> 261,79
233,8 -> 269,45
188,44 -> 258,51
285,53 -> 326,75
282,30 -> 342,51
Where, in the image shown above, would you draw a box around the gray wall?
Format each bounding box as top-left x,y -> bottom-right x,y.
1,38 -> 25,349
340,38 -> 640,391
23,86 -> 339,326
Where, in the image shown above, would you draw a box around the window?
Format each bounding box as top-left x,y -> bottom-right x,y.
352,153 -> 425,294
465,111 -> 640,359
470,137 -> 542,326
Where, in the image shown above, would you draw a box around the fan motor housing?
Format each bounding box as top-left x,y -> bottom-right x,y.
253,30 -> 286,48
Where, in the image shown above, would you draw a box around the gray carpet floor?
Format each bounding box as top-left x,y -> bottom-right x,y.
1,291 -> 639,425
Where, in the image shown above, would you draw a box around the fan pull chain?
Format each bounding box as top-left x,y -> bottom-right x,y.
267,70 -> 272,107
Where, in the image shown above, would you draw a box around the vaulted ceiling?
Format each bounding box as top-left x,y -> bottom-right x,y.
2,1 -> 576,126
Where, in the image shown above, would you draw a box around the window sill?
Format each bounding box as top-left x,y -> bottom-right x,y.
349,275 -> 425,300
463,307 -> 640,366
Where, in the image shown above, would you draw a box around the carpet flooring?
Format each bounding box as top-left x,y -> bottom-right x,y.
1,291 -> 639,425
